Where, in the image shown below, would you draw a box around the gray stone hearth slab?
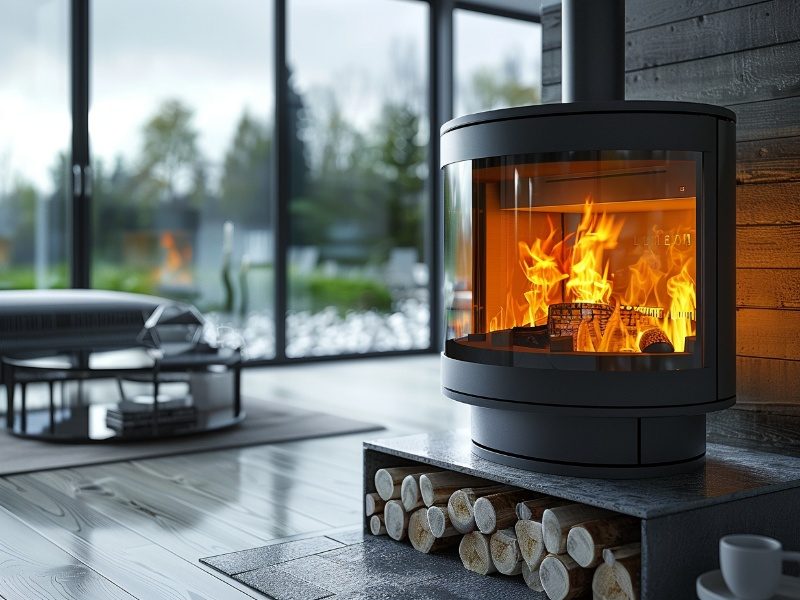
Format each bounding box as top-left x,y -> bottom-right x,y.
364,429 -> 800,519
201,535 -> 344,576
201,533 -> 545,599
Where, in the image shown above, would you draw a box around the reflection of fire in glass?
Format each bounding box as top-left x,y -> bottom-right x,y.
497,200 -> 696,353
157,231 -> 194,286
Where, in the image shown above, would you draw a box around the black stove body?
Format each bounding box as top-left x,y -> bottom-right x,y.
440,0 -> 736,477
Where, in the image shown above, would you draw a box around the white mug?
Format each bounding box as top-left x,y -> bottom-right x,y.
720,534 -> 800,600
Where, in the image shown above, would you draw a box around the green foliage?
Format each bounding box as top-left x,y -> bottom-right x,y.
220,111 -> 273,224
137,99 -> 204,203
464,54 -> 540,113
291,272 -> 393,314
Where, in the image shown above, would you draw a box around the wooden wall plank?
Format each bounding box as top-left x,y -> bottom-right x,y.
737,136 -> 800,184
736,356 -> 800,404
542,83 -> 561,104
542,48 -> 560,86
733,97 -> 800,142
737,224 -> 800,268
737,269 -> 800,309
737,182 -> 800,224
626,0 -> 800,70
542,3 -> 561,51
737,307 -> 800,360
626,42 -> 800,105
626,0 -> 767,32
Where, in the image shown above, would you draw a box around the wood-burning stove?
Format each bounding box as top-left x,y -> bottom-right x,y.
440,0 -> 736,477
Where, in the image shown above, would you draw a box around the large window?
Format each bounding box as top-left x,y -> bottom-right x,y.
0,0 -> 70,290
286,0 -> 430,357
3,0 -> 542,363
454,9 -> 541,117
90,0 -> 275,359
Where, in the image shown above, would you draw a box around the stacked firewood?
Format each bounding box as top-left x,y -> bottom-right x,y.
368,466 -> 641,600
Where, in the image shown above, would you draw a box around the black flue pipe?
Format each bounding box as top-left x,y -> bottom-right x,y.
561,0 -> 625,102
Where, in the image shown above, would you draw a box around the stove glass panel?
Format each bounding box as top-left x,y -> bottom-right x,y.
444,150 -> 702,371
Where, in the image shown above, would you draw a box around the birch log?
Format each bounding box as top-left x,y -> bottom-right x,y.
516,497 -> 570,521
447,485 -> 512,534
408,508 -> 460,554
593,543 -> 641,600
401,474 -> 425,511
369,514 -> 386,536
542,504 -> 616,554
374,467 -> 428,501
539,553 -> 592,600
384,500 -> 410,541
426,505 -> 459,538
521,561 -> 545,592
474,489 -> 536,534
489,528 -> 523,575
458,532 -> 496,576
365,492 -> 385,517
566,516 -> 640,567
515,519 -> 547,569
419,472 -> 493,507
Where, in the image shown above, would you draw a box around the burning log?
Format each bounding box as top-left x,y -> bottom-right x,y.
638,327 -> 674,353
447,485 -> 512,534
426,505 -> 459,538
408,508 -> 460,554
369,514 -> 386,536
474,489 -> 538,534
419,472 -> 492,507
566,515 -> 640,568
383,500 -> 410,541
593,543 -> 641,600
489,528 -> 524,575
521,561 -> 545,592
542,504 -> 616,554
374,467 -> 428,501
540,553 -> 593,600
365,492 -> 385,517
458,532 -> 496,575
515,519 -> 547,569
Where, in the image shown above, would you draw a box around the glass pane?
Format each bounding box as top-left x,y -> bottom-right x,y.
90,0 -> 275,359
444,150 -> 701,371
454,9 -> 541,117
287,0 -> 430,357
0,0 -> 70,289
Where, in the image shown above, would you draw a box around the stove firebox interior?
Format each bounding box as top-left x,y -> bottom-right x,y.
440,104 -> 736,477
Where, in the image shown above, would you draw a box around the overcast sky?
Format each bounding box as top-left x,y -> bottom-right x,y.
1,0 -> 540,193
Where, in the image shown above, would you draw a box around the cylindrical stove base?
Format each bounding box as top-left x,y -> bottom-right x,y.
470,405 -> 707,479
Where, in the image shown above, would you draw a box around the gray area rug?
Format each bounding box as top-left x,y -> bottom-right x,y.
201,528 -> 542,599
0,399 -> 382,476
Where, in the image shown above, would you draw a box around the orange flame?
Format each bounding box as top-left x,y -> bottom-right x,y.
156,232 -> 193,285
508,199 -> 696,354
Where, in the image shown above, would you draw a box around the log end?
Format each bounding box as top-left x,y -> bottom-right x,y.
541,508 -> 565,555
401,475 -> 421,512
419,474 -> 435,507
447,490 -> 476,534
369,514 -> 386,536
540,555 -> 571,600
566,526 -> 596,568
521,561 -> 545,592
384,500 -> 408,541
374,468 -> 396,501
427,505 -> 447,538
473,496 -> 496,535
458,532 -> 496,576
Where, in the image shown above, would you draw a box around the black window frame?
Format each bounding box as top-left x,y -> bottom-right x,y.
66,0 -> 541,365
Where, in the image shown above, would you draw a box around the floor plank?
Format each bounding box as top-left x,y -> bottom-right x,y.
0,355 -> 453,599
0,475 -> 257,599
0,507 -> 134,600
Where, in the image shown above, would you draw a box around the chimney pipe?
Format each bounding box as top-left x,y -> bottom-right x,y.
561,0 -> 625,102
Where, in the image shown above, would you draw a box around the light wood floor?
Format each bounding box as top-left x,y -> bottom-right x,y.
0,355 -> 465,600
